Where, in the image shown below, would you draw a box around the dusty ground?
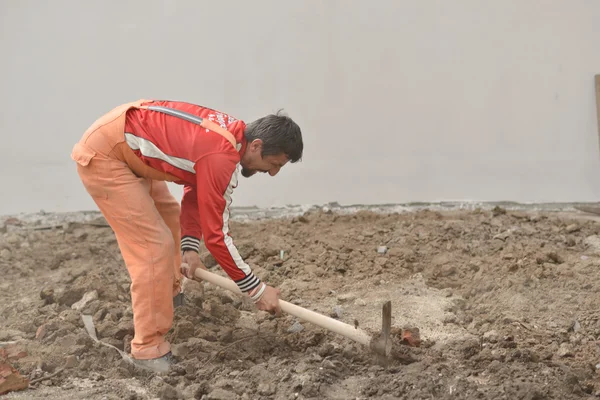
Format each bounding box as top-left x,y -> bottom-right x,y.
2,206 -> 600,399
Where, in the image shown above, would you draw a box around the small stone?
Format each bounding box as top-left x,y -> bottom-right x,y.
321,359 -> 336,369
201,252 -> 217,268
287,321 -> 304,333
374,257 -> 388,267
483,330 -> 499,343
71,290 -> 98,311
377,246 -> 388,254
440,265 -> 456,277
488,360 -> 502,373
318,343 -> 335,357
64,355 -> 78,369
183,383 -> 208,399
354,299 -> 367,307
113,320 -> 134,340
558,342 -> 574,358
387,248 -> 403,257
334,265 -> 347,273
35,324 -> 48,340
493,230 -> 512,241
236,242 -> 256,259
235,311 -> 259,331
584,236 -> 600,254
5,234 -> 20,245
259,319 -> 278,333
258,383 -> 276,396
337,293 -> 356,303
342,344 -> 355,359
157,383 -> 180,400
206,388 -> 237,400
73,229 -> 88,241
19,242 -> 30,249
566,224 -> 580,233
90,372 -> 105,381
219,329 -> 233,343
507,263 -> 519,272
546,252 -> 564,264
259,235 -> 290,258
492,206 -> 506,216
303,264 -> 319,274
572,320 -> 581,333
40,287 -> 55,304
0,249 -> 11,259
173,320 -> 195,338
330,306 -> 343,319
172,343 -> 190,358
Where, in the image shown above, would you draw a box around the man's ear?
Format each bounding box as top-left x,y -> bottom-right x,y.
250,139 -> 263,153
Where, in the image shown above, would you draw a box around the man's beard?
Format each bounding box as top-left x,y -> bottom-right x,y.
241,167 -> 256,178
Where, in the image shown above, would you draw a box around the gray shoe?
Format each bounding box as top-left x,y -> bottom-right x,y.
173,292 -> 185,308
130,351 -> 176,374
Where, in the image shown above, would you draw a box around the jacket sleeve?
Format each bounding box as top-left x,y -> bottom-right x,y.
193,152 -> 261,293
180,184 -> 203,252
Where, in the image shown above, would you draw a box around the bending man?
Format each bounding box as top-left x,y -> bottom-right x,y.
71,99 -> 303,372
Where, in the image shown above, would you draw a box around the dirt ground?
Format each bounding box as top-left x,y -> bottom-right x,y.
3,206 -> 600,399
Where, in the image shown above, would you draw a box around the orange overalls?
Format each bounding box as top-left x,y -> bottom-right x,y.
71,100 -> 239,360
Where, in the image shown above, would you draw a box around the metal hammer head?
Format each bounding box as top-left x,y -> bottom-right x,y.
369,300 -> 392,359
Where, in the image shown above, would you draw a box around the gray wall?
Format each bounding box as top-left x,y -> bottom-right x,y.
2,0 -> 600,215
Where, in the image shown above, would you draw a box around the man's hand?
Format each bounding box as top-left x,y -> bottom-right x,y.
254,285 -> 282,316
180,251 -> 208,280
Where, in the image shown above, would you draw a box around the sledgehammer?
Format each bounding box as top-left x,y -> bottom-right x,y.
193,268 -> 392,358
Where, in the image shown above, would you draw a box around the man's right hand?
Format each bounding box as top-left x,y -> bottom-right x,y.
255,285 -> 282,316
181,250 -> 208,281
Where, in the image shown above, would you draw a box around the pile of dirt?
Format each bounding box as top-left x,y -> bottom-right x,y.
2,207 -> 600,399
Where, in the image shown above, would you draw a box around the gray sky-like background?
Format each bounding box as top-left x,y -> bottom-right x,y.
2,0 -> 600,215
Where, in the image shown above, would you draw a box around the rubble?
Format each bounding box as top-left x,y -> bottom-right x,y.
1,208 -> 599,399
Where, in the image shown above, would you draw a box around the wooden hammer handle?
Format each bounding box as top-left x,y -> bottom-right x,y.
193,268 -> 372,346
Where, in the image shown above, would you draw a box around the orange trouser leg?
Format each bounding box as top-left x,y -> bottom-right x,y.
150,180 -> 183,296
76,155 -> 175,360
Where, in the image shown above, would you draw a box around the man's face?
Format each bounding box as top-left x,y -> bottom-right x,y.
240,140 -> 289,178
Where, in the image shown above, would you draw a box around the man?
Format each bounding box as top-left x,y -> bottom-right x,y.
71,99 -> 303,372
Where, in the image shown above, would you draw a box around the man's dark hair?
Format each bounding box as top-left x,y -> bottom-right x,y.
244,110 -> 303,162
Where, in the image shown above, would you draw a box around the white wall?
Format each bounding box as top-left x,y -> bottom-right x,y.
1,0 -> 600,215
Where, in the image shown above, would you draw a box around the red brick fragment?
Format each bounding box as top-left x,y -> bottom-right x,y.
36,324 -> 48,340
0,362 -> 29,395
4,217 -> 22,226
401,327 -> 421,347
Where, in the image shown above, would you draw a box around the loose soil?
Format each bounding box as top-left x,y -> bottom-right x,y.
2,207 -> 600,399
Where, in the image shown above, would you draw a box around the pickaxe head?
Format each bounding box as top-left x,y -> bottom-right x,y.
369,300 -> 392,362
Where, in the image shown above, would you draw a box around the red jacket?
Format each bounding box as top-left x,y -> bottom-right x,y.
123,100 -> 260,293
